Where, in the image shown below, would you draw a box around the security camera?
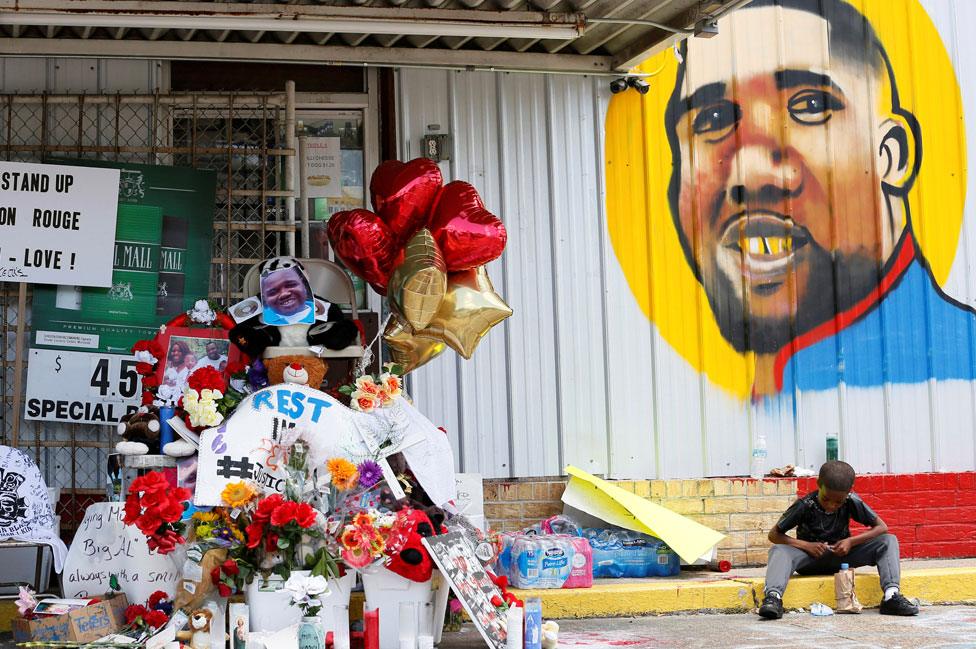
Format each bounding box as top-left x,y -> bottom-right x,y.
610,77 -> 629,94
628,77 -> 650,95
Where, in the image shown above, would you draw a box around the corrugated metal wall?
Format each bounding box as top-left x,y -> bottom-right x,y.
398,0 -> 976,480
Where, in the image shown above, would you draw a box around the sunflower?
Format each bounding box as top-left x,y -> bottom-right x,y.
192,511 -> 220,524
221,481 -> 257,508
327,458 -> 358,487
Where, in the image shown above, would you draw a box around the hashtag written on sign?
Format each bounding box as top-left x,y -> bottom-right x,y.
216,456 -> 254,480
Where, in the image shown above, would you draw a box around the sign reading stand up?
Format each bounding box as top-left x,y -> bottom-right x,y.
0,161 -> 120,287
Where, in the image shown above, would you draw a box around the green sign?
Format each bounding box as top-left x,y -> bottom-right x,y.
32,160 -> 216,353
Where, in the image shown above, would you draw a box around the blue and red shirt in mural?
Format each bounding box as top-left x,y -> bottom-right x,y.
776,232 -> 976,394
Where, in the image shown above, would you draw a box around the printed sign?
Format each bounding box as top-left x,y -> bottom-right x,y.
62,502 -> 181,605
423,532 -> 507,649
303,137 -> 341,199
0,161 -> 120,286
31,159 -> 216,354
24,349 -> 141,425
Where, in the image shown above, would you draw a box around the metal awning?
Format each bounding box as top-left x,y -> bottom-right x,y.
0,0 -> 748,74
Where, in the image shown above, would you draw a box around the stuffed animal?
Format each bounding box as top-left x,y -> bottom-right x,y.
385,508 -> 446,583
176,608 -> 220,649
265,356 -> 327,387
229,256 -> 359,359
115,406 -> 161,455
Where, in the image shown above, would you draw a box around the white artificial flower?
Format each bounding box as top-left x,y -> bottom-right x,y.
134,350 -> 158,365
284,573 -> 330,606
189,299 -> 216,324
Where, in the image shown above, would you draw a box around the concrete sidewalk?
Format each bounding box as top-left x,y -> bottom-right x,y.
510,558 -> 976,619
440,605 -> 976,648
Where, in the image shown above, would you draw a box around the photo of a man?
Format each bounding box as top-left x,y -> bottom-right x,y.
260,265 -> 315,326
665,0 -> 976,397
194,340 -> 228,372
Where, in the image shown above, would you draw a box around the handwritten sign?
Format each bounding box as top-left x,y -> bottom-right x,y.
195,384 -> 458,508
424,532 -> 507,649
63,502 -> 180,604
0,161 -> 120,286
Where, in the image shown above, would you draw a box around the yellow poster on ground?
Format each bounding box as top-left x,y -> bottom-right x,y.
562,466 -> 725,564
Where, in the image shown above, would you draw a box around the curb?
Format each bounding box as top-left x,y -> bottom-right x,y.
509,567 -> 976,619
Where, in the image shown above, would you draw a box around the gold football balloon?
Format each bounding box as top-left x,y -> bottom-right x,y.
383,314 -> 447,374
387,228 -> 448,331
416,266 -> 512,359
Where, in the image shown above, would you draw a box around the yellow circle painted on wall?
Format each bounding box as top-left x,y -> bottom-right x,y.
605,0 -> 966,399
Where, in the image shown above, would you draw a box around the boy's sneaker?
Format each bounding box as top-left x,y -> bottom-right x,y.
880,592 -> 919,616
758,594 -> 784,619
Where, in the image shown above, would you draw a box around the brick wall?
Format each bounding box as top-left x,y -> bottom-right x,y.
797,472 -> 976,559
485,472 -> 976,567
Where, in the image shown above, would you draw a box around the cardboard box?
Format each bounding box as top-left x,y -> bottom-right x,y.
11,593 -> 129,643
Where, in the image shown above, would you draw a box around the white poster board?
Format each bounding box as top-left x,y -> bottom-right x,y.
0,161 -> 120,286
195,384 -> 458,507
24,349 -> 141,425
63,502 -> 180,604
302,137 -> 341,198
454,473 -> 486,531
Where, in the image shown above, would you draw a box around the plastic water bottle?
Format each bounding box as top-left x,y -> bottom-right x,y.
750,434 -> 768,479
826,433 -> 839,461
524,598 -> 542,649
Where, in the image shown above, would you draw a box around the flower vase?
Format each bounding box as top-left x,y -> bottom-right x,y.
246,571 -> 356,634
361,565 -> 435,649
298,616 -> 325,649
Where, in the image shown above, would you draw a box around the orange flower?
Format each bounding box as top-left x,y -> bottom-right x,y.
327,457 -> 357,487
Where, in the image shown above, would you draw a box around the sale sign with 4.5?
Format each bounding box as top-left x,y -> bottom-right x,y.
25,349 -> 140,425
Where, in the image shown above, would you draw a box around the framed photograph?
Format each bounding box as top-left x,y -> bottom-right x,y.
153,326 -> 240,400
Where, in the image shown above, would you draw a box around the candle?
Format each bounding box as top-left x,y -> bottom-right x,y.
364,609 -> 379,649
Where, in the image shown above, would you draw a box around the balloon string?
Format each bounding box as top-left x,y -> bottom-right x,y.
356,313 -> 392,377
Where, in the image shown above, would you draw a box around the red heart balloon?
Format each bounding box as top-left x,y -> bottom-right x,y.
327,209 -> 400,295
369,158 -> 443,245
429,181 -> 507,272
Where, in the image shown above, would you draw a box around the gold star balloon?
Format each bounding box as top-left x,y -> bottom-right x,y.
416,265 -> 512,359
383,314 -> 447,374
387,228 -> 447,331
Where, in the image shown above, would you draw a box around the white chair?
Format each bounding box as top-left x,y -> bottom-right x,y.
242,258 -> 365,360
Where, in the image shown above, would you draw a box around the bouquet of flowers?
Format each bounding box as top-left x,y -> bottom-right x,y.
337,364 -> 404,413
123,590 -> 173,632
122,471 -> 191,554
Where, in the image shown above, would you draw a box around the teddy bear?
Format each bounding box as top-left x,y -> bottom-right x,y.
115,406 -> 161,455
176,608 -> 227,649
229,256 -> 359,360
385,507 -> 446,583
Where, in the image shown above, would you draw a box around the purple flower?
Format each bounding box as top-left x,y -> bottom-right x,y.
357,460 -> 383,489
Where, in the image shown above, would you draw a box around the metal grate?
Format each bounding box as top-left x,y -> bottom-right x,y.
0,88 -> 295,532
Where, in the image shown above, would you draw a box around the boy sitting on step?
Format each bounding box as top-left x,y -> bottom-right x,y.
758,460 -> 918,619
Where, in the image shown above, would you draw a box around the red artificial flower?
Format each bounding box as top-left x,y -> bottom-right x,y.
141,391 -> 155,406
135,511 -> 163,536
295,502 -> 317,529
245,522 -> 265,549
490,595 -> 504,608
131,340 -> 151,354
217,583 -> 232,598
146,529 -> 184,554
143,609 -> 169,629
221,559 -> 240,576
210,567 -> 221,584
124,605 -> 148,625
147,591 -> 169,609
270,500 -> 298,527
187,366 -> 226,393
225,360 -> 246,376
135,362 -> 155,376
253,494 -> 284,525
141,374 -> 160,389
264,533 -> 280,554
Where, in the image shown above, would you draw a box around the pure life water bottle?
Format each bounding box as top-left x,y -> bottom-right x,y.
750,434 -> 768,479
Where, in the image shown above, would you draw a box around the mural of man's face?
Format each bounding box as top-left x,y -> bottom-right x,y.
671,6 -> 912,353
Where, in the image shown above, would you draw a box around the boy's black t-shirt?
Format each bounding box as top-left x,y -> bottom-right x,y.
775,491 -> 878,544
